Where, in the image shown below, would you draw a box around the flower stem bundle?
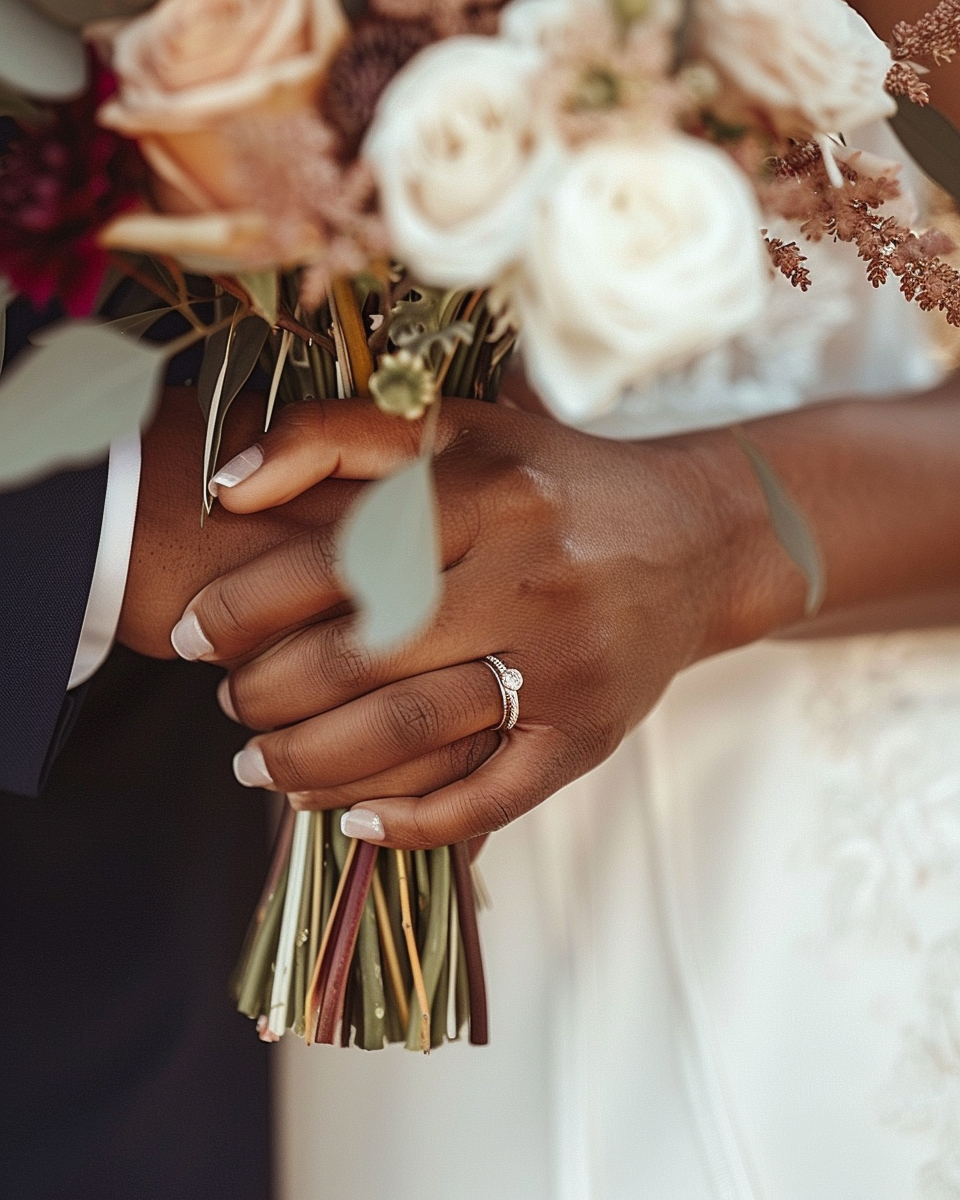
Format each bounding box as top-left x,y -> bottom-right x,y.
233,807 -> 488,1051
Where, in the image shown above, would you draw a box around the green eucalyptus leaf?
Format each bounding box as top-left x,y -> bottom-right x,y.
236,269 -> 279,325
888,94 -> 960,209
0,322 -> 166,488
341,456 -> 442,652
27,0 -> 157,28
736,431 -> 825,616
0,0 -> 86,100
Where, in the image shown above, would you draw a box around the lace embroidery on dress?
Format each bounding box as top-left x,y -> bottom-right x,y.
806,632 -> 960,1197
878,935 -> 960,1200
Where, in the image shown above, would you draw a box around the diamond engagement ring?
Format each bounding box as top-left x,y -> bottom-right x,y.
481,655 -> 524,731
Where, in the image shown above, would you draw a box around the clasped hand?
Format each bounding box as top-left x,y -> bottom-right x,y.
169,395 -> 785,848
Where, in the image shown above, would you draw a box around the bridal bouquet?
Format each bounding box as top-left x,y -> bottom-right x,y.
4,0 -> 960,1049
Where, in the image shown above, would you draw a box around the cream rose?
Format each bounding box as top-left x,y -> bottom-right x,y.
512,135 -> 768,423
696,0 -> 894,135
363,36 -> 561,288
94,0 -> 346,218
502,0 -> 679,48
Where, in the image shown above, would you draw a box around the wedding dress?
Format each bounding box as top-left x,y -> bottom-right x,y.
276,137 -> 960,1200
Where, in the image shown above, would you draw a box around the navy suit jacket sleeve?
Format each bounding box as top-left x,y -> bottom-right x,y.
0,298 -> 109,796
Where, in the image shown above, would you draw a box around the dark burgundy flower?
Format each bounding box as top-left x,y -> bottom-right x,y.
0,58 -> 147,317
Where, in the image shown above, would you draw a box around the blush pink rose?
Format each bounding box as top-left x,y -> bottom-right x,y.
92,0 -> 345,268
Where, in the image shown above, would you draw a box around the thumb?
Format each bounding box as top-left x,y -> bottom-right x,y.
212,398 -> 429,514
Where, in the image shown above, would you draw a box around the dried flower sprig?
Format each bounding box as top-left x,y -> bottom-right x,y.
885,0 -> 960,103
885,60 -> 931,104
763,235 -> 812,290
227,113 -> 390,309
890,0 -> 960,66
763,142 -> 960,324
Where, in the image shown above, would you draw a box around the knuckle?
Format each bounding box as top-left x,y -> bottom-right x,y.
297,527 -> 339,590
492,457 -> 561,527
200,576 -> 260,646
306,622 -> 373,698
266,733 -> 315,790
374,686 -> 443,756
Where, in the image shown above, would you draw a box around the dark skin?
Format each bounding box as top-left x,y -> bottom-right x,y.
117,385 -> 360,658
122,0 -> 960,848
158,372 -> 960,849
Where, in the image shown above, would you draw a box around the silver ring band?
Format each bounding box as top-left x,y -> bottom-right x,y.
481,655 -> 523,732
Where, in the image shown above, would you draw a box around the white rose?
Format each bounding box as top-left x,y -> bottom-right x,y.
696,0 -> 894,135
513,135 -> 768,423
363,36 -> 561,288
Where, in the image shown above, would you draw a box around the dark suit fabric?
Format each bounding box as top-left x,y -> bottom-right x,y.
0,297 -> 108,796
0,646 -> 271,1200
0,294 -> 271,1197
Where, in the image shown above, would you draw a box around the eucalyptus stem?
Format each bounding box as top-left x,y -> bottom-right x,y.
372,869 -> 411,1031
356,884 -> 387,1050
406,846 -> 450,1050
397,849 -> 431,1052
231,805 -> 295,1001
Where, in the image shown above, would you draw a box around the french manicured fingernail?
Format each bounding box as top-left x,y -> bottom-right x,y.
340,809 -> 385,842
170,611 -> 214,660
217,676 -> 239,723
209,444 -> 264,496
233,746 -> 274,788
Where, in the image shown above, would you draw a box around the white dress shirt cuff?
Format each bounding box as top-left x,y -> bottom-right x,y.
67,433 -> 142,689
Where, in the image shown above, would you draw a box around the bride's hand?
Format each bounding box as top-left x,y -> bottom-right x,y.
172,397 -> 801,848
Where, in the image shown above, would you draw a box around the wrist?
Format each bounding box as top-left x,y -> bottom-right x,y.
651,427 -> 810,661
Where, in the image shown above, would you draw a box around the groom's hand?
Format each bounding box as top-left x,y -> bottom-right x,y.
117,386 -> 359,660
169,397 -> 803,848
